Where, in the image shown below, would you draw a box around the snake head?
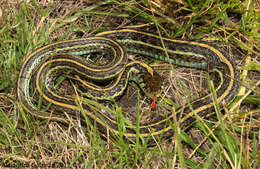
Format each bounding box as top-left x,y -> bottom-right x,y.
143,71 -> 163,98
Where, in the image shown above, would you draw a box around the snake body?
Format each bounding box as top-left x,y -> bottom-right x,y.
17,29 -> 239,142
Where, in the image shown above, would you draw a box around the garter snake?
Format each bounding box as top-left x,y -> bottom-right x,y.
17,29 -> 239,142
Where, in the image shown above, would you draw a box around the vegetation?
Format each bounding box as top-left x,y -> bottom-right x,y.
0,0 -> 259,168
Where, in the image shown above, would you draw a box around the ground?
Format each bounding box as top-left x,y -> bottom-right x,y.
0,0 -> 259,168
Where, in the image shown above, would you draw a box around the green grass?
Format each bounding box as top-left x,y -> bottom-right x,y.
0,0 -> 259,168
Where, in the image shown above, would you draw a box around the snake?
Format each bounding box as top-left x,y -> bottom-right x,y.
17,29 -> 239,143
